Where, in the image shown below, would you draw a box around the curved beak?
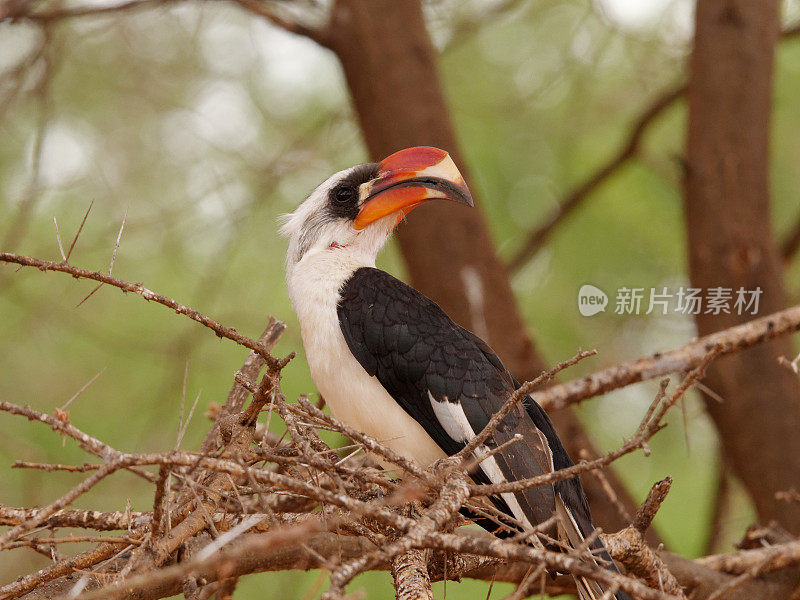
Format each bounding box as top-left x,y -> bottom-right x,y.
354,146 -> 473,231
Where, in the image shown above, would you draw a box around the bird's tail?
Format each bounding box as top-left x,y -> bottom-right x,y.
554,494 -> 633,600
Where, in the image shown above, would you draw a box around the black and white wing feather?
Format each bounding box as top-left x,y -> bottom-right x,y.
336,267 -> 630,600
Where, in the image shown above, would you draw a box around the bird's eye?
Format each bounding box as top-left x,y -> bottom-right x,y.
333,185 -> 355,204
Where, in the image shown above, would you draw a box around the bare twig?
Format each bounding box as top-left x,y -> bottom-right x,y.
76,209 -> 128,307
53,217 -> 66,261
0,253 -> 291,368
632,476 -> 673,535
228,0 -> 329,47
0,542 -> 121,599
0,401 -> 154,482
455,349 -> 596,461
0,505 -> 150,531
200,319 -> 286,453
60,368 -> 106,412
470,354 -> 714,498
602,478 -> 685,598
65,201 -> 93,262
534,304 -> 800,412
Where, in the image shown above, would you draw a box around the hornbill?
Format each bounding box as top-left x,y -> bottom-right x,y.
281,146 -> 631,600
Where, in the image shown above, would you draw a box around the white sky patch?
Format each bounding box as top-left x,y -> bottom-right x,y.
189,80 -> 260,150
250,20 -> 343,116
598,0 -> 672,28
39,121 -> 94,187
596,0 -> 693,41
200,19 -> 258,76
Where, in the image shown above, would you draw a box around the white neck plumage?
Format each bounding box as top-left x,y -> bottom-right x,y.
286,244 -> 373,325
284,213 -> 399,324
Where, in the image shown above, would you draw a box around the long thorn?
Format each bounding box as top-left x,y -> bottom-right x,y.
65,200 -> 93,261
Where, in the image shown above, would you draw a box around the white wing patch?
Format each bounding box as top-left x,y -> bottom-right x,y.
428,391 -> 533,531
429,390 -> 472,443
477,453 -> 534,531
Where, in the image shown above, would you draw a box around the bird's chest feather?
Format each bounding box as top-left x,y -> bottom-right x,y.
287,255 -> 445,469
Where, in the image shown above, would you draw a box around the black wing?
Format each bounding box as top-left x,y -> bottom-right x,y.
336,267 -> 630,600
337,268 -> 562,526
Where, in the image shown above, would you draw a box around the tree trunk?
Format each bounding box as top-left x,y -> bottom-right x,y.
325,0 -> 643,538
685,0 -> 800,532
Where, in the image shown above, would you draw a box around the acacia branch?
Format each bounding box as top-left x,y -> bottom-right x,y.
227,0 -> 329,47
471,355 -> 712,498
4,364 -> 800,600
603,477 -> 686,599
0,505 -> 149,531
696,539 -> 800,576
200,319 -> 286,453
534,303 -> 800,412
455,349 -> 595,461
0,252 -> 289,368
391,549 -> 434,600
0,401 -> 155,482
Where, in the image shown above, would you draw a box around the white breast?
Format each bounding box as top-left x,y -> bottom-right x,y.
287,248 -> 446,472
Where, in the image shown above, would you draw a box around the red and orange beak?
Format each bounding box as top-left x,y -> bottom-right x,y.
354,146 -> 473,230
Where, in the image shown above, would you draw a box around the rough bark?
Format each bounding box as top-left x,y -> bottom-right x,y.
391,550 -> 434,600
324,0 -> 643,539
685,0 -> 800,532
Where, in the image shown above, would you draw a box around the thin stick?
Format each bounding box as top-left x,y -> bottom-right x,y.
0,252 -> 291,368
60,368 -> 106,412
533,304 -> 800,412
456,349 -> 596,461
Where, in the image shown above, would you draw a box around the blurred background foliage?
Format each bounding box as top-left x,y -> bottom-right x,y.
1,0 -> 800,597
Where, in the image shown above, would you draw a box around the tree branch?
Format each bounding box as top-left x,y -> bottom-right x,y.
0,252 -> 290,368
391,549 -> 434,600
507,21 -> 800,274
533,303 -> 800,412
506,83 -> 685,274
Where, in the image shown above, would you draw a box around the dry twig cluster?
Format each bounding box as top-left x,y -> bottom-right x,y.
1,252 -> 800,599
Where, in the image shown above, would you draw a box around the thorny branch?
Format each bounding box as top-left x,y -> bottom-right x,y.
604,478 -> 686,599
470,354 -> 714,499
0,252 -> 291,369
534,303 -> 800,412
1,253 -> 800,600
1,5 -> 799,599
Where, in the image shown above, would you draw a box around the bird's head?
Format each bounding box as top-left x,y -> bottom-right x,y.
281,146 -> 472,271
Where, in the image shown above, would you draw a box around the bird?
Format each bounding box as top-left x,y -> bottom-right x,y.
281,146 -> 631,600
